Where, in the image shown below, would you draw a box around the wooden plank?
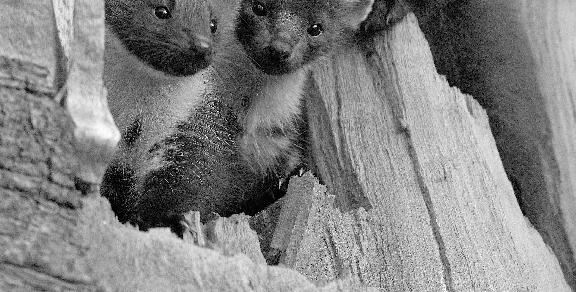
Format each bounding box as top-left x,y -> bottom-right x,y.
274,13 -> 571,290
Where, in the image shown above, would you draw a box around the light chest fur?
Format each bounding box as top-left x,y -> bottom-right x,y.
104,28 -> 206,173
239,69 -> 307,175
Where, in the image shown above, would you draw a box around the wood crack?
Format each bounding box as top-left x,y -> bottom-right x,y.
363,34 -> 455,291
0,261 -> 97,291
404,137 -> 455,292
0,56 -> 55,95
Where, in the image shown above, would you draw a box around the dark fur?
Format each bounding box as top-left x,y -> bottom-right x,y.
102,96 -> 295,228
101,163 -> 138,223
105,0 -> 214,76
236,0 -> 373,75
123,117 -> 142,147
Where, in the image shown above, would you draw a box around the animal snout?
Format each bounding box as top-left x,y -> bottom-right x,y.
194,35 -> 212,53
181,28 -> 212,54
267,41 -> 292,62
192,34 -> 212,56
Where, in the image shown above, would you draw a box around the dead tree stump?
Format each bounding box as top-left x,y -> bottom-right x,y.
270,13 -> 570,291
0,0 -> 573,291
415,0 -> 576,287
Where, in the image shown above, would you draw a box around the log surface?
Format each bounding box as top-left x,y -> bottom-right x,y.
1,0 -> 573,291
416,0 -> 576,286
278,13 -> 571,290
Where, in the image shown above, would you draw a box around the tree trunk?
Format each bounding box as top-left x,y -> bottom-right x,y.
415,0 -> 576,287
270,13 -> 570,291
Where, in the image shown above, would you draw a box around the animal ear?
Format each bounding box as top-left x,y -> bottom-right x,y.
339,0 -> 375,29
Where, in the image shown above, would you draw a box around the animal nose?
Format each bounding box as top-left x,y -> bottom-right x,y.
192,34 -> 212,55
267,41 -> 292,61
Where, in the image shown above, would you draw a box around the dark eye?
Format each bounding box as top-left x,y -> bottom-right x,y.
307,24 -> 323,36
252,1 -> 267,16
154,6 -> 171,19
210,19 -> 218,34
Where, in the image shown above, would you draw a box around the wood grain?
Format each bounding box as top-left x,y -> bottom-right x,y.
276,13 -> 571,290
1,0 -> 573,290
417,0 -> 576,286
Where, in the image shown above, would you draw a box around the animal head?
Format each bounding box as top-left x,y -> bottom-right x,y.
235,0 -> 374,75
105,0 -> 219,76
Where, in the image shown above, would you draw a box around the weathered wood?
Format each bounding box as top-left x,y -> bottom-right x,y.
0,1 -> 59,87
3,0 -> 574,290
60,0 -> 120,187
250,197 -> 285,264
275,13 -> 571,290
415,0 -> 576,287
76,198 -> 368,291
0,64 -> 92,292
172,212 -> 267,264
204,214 -> 267,265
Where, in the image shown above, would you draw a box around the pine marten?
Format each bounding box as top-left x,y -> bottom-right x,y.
101,0 -> 219,224
101,0 -> 374,231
